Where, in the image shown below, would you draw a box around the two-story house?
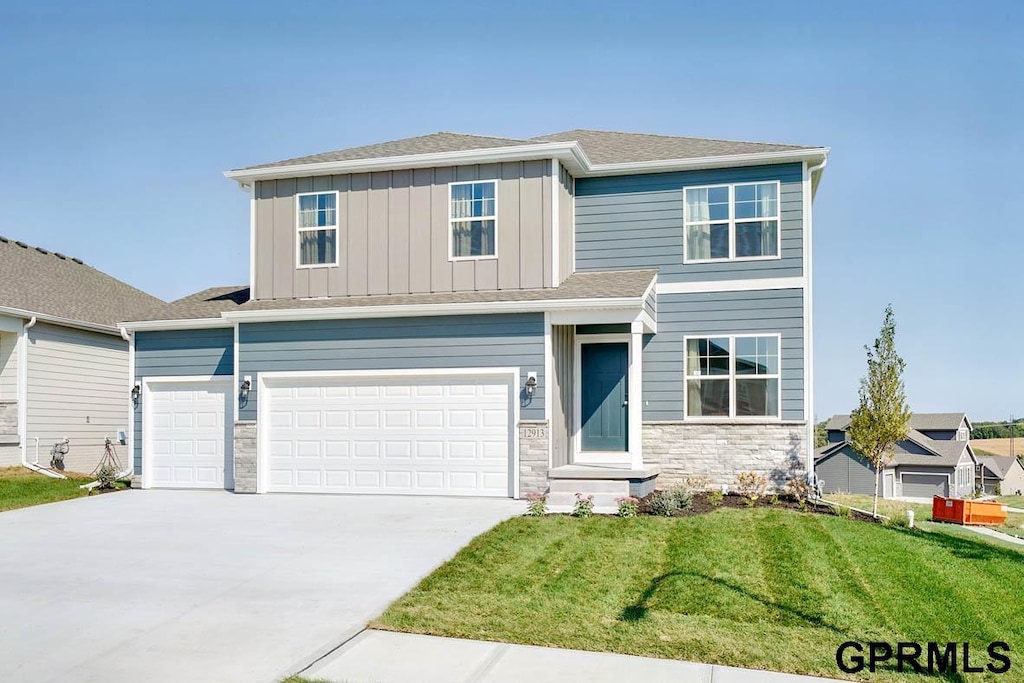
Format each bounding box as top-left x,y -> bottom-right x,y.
121,130 -> 828,507
815,413 -> 978,498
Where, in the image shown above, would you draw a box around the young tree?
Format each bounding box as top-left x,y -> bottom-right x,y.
848,305 -> 911,517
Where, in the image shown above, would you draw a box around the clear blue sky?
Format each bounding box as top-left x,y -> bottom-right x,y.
1,1 -> 1021,421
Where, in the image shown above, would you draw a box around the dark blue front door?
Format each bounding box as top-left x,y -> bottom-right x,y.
581,343 -> 628,452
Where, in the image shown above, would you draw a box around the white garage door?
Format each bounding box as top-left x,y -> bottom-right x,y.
264,374 -> 513,497
146,380 -> 233,489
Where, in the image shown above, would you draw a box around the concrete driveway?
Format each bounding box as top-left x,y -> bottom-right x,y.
0,490 -> 520,683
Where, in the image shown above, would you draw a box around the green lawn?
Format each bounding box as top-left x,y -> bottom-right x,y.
826,493 -> 1024,540
997,495 -> 1024,509
375,509 -> 1023,681
0,466 -> 110,512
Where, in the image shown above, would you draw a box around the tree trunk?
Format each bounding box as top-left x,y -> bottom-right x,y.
873,464 -> 881,518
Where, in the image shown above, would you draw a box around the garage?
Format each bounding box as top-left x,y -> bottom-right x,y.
144,379 -> 234,489
262,372 -> 515,497
901,472 -> 949,498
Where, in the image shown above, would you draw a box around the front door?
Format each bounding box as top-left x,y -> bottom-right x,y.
581,343 -> 628,452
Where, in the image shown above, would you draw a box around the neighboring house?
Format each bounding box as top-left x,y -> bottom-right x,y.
0,236 -> 164,474
121,129 -> 829,501
815,413 -> 977,498
976,455 -> 1024,496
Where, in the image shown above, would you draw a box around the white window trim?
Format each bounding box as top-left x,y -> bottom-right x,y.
683,180 -> 782,264
682,333 -> 783,422
448,180 -> 498,262
294,190 -> 341,269
956,426 -> 969,441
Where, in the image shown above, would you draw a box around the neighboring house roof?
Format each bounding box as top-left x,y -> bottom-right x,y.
815,428 -> 975,468
0,235 -> 164,330
532,129 -> 814,164
824,413 -> 970,432
234,129 -> 819,173
977,455 -> 1021,480
125,270 -> 656,323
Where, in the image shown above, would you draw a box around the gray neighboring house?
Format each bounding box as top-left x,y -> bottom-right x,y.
976,455 -> 1024,496
0,236 -> 164,475
121,129 -> 829,505
815,413 -> 977,499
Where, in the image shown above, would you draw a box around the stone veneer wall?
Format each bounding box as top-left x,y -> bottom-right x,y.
643,422 -> 807,489
233,422 -> 257,493
518,420 -> 550,496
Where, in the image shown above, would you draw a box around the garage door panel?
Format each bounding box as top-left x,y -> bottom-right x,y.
146,381 -> 233,490
265,375 -> 512,496
902,473 -> 948,498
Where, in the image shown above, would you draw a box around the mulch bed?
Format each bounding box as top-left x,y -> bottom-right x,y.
637,491 -> 879,523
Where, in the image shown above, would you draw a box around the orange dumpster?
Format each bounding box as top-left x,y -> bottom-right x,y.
932,496 -> 1008,525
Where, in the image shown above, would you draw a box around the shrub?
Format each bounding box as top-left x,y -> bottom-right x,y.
736,471 -> 769,507
572,493 -> 594,518
884,510 -> 911,528
525,492 -> 548,516
95,463 -> 119,490
832,503 -> 853,519
647,487 -> 692,516
616,496 -> 640,518
785,477 -> 815,511
707,490 -> 724,507
683,475 -> 713,493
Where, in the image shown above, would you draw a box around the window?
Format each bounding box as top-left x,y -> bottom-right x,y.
685,335 -> 780,418
957,465 -> 972,487
684,181 -> 780,262
450,181 -> 496,259
957,426 -> 969,441
296,191 -> 339,267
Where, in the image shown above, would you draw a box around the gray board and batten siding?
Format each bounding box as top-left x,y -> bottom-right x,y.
236,313 -> 546,422
574,163 -> 804,282
642,289 -> 804,422
132,327 -> 234,474
253,161 -> 555,300
816,445 -> 879,496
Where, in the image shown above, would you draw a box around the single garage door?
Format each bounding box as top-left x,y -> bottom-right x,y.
146,379 -> 234,489
901,472 -> 949,498
264,374 -> 513,497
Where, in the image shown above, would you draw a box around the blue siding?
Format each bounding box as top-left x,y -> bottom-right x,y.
816,446 -> 878,495
132,327 -> 234,474
575,164 -> 803,282
642,289 -> 804,421
644,286 -> 656,321
237,313 -> 545,421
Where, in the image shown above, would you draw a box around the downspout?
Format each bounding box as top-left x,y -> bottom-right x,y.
19,317 -> 66,479
804,157 -> 827,483
79,326 -> 136,489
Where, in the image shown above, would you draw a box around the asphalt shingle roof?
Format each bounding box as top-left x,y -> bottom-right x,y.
533,129 -> 815,164
0,235 -> 164,328
236,129 -> 818,171
816,429 -> 972,468
825,413 -> 968,432
978,455 -> 1020,480
132,269 -> 656,321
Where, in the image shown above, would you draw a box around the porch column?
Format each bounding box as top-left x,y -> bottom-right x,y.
629,321 -> 644,469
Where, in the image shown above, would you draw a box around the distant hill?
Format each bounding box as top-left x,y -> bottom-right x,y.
971,438 -> 1022,458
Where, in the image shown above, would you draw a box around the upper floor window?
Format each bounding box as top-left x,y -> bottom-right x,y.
957,426 -> 969,441
685,335 -> 780,419
296,191 -> 339,267
450,181 -> 496,260
684,181 -> 780,263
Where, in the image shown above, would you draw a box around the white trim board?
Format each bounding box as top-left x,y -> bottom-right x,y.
656,277 -> 805,295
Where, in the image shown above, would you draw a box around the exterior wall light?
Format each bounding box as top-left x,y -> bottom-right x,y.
239,376 -> 252,401
524,373 -> 537,398
130,381 -> 141,405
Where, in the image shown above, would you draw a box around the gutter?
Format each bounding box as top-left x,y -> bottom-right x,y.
18,317 -> 65,479
0,305 -> 120,336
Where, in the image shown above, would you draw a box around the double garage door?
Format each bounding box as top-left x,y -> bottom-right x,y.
901,472 -> 949,498
146,373 -> 514,497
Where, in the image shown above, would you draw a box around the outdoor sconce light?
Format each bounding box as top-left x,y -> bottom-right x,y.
524,372 -> 538,398
130,381 -> 141,405
239,376 -> 252,401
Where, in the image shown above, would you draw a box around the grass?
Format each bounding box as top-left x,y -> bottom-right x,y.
0,466 -> 119,512
375,508 -> 1024,681
996,495 -> 1024,509
970,438 -> 1021,458
827,492 -> 1024,541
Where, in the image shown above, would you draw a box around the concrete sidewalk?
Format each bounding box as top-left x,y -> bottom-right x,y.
303,630 -> 841,683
